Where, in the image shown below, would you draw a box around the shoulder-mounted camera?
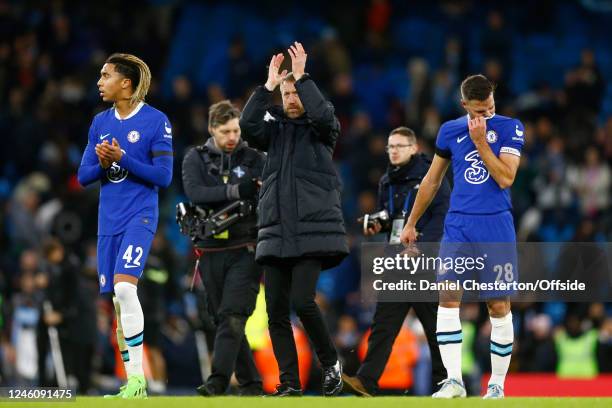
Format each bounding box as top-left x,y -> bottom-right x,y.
176,200 -> 255,243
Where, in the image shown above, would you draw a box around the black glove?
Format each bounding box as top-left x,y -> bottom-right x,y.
237,179 -> 258,199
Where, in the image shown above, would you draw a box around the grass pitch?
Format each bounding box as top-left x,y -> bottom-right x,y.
6,396 -> 612,408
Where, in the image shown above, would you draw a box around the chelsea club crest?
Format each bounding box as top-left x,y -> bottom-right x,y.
127,130 -> 140,143
486,130 -> 498,143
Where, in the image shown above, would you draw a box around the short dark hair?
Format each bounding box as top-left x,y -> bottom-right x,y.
389,126 -> 417,143
208,100 -> 240,128
461,74 -> 495,101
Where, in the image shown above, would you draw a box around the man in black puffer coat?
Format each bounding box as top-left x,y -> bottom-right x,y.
240,42 -> 348,397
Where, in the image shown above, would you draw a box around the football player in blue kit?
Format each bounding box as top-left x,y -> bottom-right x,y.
401,75 -> 524,399
77,53 -> 173,399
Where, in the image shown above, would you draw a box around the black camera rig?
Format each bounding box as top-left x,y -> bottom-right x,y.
176,200 -> 255,243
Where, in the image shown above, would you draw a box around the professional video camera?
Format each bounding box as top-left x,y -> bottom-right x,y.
357,209 -> 391,235
176,200 -> 255,243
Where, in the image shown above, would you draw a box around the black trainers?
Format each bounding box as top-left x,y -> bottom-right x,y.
196,382 -> 222,397
238,382 -> 264,396
265,383 -> 302,397
322,361 -> 343,396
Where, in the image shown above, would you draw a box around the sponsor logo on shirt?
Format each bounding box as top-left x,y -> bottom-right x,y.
464,150 -> 490,184
107,149 -> 128,183
515,125 -> 524,137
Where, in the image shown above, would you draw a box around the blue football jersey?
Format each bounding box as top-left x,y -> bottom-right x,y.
435,114 -> 524,215
78,102 -> 173,235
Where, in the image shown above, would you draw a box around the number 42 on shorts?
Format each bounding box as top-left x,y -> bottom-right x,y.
123,245 -> 143,268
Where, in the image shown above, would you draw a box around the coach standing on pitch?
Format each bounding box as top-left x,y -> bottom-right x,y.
240,42 -> 348,397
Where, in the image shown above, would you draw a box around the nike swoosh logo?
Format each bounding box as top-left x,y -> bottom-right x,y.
124,264 -> 139,269
164,122 -> 172,133
100,133 -> 111,140
457,135 -> 468,143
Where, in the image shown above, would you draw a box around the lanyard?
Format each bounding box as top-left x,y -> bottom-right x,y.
388,185 -> 412,218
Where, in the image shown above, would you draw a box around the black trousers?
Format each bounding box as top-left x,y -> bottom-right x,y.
198,247 -> 262,392
357,301 -> 446,394
264,258 -> 338,388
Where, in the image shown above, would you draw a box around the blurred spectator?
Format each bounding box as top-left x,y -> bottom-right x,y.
595,116 -> 612,161
554,314 -> 598,378
37,238 -> 96,393
443,37 -> 468,80
534,137 -> 573,212
227,36 -> 254,99
11,269 -> 42,385
564,49 -> 605,117
431,69 -> 458,121
330,72 -> 356,135
519,314 -> 556,372
484,59 -> 512,109
366,0 -> 391,34
567,147 -> 611,217
405,58 -> 431,128
480,10 -> 512,69
7,176 -> 49,250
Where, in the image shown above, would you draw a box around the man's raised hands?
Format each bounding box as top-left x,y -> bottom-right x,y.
264,53 -> 288,91
287,41 -> 306,81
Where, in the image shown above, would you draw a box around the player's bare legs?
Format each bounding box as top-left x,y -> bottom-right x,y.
433,288 -> 466,398
484,297 -> 512,399
113,274 -> 147,399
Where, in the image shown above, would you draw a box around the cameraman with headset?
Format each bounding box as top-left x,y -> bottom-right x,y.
181,100 -> 265,396
343,127 -> 450,396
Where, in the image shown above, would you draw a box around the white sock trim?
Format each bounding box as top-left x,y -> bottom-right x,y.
438,306 -> 460,318
114,281 -> 144,376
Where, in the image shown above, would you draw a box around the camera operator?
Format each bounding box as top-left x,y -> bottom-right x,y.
343,127 -> 450,396
182,100 -> 265,396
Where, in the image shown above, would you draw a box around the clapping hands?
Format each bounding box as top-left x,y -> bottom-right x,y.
264,41 -> 307,91
95,138 -> 123,168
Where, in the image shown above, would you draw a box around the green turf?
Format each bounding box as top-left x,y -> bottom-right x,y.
4,396 -> 612,408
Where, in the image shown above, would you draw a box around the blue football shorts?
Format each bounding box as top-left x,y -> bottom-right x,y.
437,211 -> 518,299
97,226 -> 154,293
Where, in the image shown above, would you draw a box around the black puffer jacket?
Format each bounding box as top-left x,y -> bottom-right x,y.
182,138 -> 265,249
240,75 -> 348,269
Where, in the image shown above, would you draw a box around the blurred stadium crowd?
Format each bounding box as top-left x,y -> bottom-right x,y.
0,0 -> 611,395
